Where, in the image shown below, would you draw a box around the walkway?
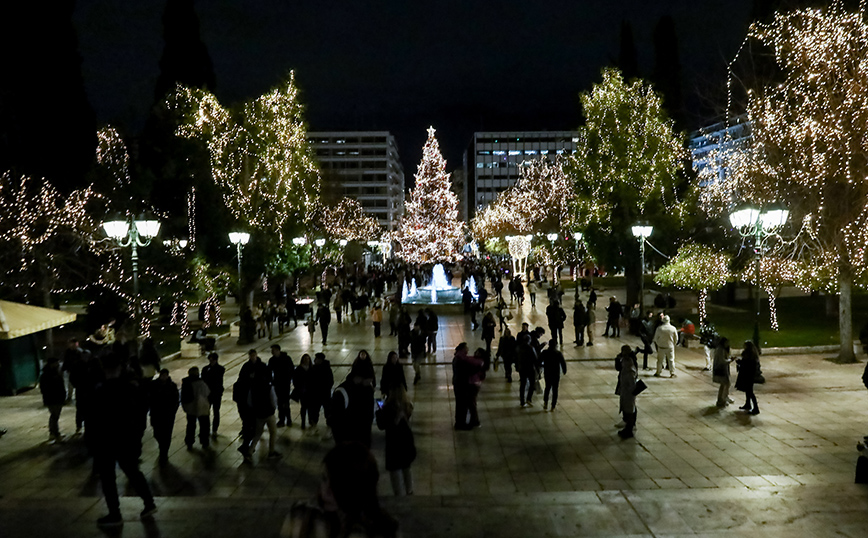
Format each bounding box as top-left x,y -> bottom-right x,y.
1,288 -> 867,536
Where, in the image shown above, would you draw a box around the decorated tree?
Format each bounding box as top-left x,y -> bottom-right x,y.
169,71 -> 320,243
566,68 -> 687,308
702,3 -> 868,361
656,243 -> 731,322
0,173 -> 101,305
398,127 -> 464,263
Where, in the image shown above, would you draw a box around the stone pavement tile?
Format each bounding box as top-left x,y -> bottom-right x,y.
653,477 -> 689,489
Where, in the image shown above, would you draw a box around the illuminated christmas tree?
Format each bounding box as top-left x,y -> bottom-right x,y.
398,127 -> 464,262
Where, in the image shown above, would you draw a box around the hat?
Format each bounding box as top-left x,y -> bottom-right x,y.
662,315 -> 670,324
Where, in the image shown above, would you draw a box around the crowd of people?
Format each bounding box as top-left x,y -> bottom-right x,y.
32,258 -> 774,534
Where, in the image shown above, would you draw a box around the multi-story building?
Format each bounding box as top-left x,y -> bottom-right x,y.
463,131 -> 578,219
688,116 -> 751,187
308,131 -> 405,230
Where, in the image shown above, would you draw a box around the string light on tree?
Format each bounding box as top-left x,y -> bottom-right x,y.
397,127 -> 464,263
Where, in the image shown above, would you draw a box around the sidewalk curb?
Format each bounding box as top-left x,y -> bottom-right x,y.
762,342 -> 864,356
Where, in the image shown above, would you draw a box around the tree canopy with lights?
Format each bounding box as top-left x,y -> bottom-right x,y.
567,68 -> 687,306
471,156 -> 575,240
169,71 -> 320,243
701,2 -> 868,361
398,127 -> 464,262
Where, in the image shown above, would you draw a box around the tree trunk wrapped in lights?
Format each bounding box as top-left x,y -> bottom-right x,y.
397,127 -> 464,263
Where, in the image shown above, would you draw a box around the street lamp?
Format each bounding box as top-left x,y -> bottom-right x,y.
103,217 -> 161,333
314,238 -> 326,247
631,225 -> 653,317
228,232 -> 250,306
573,231 -> 584,292
729,204 -> 789,350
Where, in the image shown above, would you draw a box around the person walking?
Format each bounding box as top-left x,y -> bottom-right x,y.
516,334 -> 539,407
639,311 -> 655,370
92,354 -> 156,527
181,367 -> 211,450
379,351 -> 407,397
736,341 -> 761,415
495,327 -> 517,382
292,354 -> 313,429
452,343 -> 484,430
481,311 -> 497,354
269,344 -> 295,427
604,297 -> 622,337
425,308 -> 439,354
308,352 -> 334,429
617,347 -> 639,439
201,352 -> 225,437
379,385 -> 417,496
653,315 -> 679,378
329,363 -> 376,448
149,369 -> 178,465
62,339 -> 97,436
371,302 -> 383,337
316,302 -> 331,345
586,300 -> 596,346
546,300 -> 566,347
540,339 -> 567,411
408,325 -> 426,385
39,357 -> 66,443
527,279 -> 538,308
712,337 -> 734,407
573,301 -> 587,346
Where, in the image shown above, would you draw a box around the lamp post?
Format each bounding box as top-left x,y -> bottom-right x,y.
572,231 -> 584,294
103,217 -> 161,333
228,232 -> 250,306
631,225 -> 653,317
729,205 -> 789,350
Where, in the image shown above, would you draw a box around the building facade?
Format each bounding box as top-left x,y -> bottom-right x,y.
463,131 -> 578,219
308,131 -> 405,230
688,116 -> 751,187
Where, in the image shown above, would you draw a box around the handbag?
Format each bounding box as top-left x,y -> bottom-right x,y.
632,379 -> 648,396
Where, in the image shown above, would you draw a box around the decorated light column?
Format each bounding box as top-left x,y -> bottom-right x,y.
729,205 -> 788,350
631,225 -> 653,317
103,217 -> 161,335
229,232 -> 251,306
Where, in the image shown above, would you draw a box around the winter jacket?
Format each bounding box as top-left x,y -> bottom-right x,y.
181,377 -> 211,417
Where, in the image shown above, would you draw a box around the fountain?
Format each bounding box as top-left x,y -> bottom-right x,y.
401,263 -> 465,308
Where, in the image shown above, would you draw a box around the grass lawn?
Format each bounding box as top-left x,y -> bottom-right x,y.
667,294 -> 868,348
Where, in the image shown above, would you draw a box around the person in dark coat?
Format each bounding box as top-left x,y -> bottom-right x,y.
352,349 -> 377,389
201,352 -> 225,437
39,357 -> 67,442
316,302 -> 332,344
545,300 -> 566,346
425,308 -> 439,354
495,327 -> 517,382
604,297 -> 622,337
540,339 -> 567,411
149,369 -> 179,464
309,352 -> 334,428
397,308 -> 412,358
735,341 -> 761,415
235,349 -> 278,461
379,351 -> 407,397
452,343 -> 484,430
62,338 -> 97,435
573,302 -> 587,346
516,334 -> 539,407
329,364 -> 375,448
379,385 -> 416,496
92,354 -> 156,527
292,354 -> 313,429
410,325 -> 427,384
269,344 -> 295,427
481,311 -> 497,354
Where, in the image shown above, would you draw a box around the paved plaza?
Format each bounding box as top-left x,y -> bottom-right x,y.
2,290 -> 868,537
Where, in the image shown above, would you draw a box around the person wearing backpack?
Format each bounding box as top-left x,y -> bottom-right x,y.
328,363 -> 375,448
181,367 -> 211,450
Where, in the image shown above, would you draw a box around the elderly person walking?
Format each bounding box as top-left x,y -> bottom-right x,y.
653,315 -> 679,378
617,346 -> 639,439
712,337 -> 734,407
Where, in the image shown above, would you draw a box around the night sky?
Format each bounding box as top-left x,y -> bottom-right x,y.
73,0 -> 753,176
